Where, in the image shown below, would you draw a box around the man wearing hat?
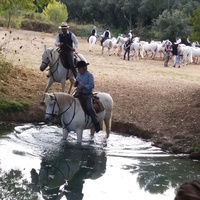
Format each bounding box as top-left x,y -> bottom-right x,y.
74,60 -> 101,133
55,22 -> 78,78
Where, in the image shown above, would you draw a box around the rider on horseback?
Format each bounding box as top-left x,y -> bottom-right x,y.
55,22 -> 78,78
100,28 -> 111,46
74,60 -> 101,133
87,26 -> 97,42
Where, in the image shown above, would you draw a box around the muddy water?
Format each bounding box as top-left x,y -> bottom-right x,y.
0,123 -> 200,200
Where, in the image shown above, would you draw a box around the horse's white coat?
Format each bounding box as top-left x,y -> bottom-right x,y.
44,92 -> 113,144
40,46 -> 87,94
88,35 -> 97,52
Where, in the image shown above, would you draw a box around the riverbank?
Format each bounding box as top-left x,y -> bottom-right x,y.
1,28 -> 200,155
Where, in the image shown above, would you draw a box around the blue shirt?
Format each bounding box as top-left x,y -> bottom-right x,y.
76,70 -> 94,94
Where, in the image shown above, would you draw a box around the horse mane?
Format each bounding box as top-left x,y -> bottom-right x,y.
54,92 -> 74,108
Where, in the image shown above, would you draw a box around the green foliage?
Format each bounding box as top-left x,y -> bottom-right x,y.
0,100 -> 30,114
190,6 -> 200,41
151,10 -> 192,41
0,0 -> 54,28
191,144 -> 200,152
0,169 -> 39,200
41,1 -> 68,25
0,59 -> 13,82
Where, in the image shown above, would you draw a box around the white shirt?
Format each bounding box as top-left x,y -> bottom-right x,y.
174,38 -> 181,45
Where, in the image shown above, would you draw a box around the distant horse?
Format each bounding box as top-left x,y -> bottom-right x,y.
40,46 -> 87,95
88,35 -> 97,52
177,44 -> 193,66
140,41 -> 158,59
44,92 -> 113,144
130,42 -> 143,60
101,39 -> 113,56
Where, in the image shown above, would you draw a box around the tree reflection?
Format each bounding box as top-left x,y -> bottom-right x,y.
124,156 -> 200,194
0,169 -> 39,200
31,144 -> 107,200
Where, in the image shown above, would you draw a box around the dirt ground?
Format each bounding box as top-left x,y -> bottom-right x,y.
1,28 -> 200,154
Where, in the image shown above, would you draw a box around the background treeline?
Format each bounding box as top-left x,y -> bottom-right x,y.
1,0 -> 200,42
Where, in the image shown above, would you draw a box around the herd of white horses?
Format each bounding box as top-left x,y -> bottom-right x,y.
88,35 -> 200,66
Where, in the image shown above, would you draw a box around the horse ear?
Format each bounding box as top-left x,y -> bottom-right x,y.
44,45 -> 47,50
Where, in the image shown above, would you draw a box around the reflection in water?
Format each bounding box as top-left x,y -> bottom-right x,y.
123,156 -> 200,194
31,144 -> 107,200
0,123 -> 200,200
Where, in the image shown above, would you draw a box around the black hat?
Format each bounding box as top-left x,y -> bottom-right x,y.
76,61 -> 88,68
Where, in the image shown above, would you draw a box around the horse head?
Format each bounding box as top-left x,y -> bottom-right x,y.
44,92 -> 74,123
40,46 -> 54,71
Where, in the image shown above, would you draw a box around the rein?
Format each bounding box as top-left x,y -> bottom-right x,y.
46,94 -> 76,128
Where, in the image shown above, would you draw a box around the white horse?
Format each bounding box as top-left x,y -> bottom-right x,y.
44,92 -> 113,144
101,38 -> 113,56
40,46 -> 87,94
111,37 -> 121,55
140,41 -> 158,59
190,46 -> 200,64
177,44 -> 193,66
130,42 -> 143,60
88,35 -> 97,52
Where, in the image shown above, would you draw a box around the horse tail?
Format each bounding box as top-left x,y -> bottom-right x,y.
109,40 -> 112,49
102,94 -> 113,138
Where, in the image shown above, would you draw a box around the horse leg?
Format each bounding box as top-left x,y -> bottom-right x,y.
41,78 -> 53,102
108,48 -> 111,56
62,128 -> 69,140
61,79 -> 66,92
44,78 -> 54,93
104,113 -> 112,139
76,129 -> 83,144
67,77 -> 75,94
90,127 -> 95,141
102,47 -> 104,55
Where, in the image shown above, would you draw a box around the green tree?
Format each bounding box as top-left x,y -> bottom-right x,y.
152,9 -> 192,41
190,6 -> 200,41
41,1 -> 68,25
0,0 -> 53,28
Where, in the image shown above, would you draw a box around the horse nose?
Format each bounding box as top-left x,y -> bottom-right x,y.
45,115 -> 53,124
40,64 -> 45,71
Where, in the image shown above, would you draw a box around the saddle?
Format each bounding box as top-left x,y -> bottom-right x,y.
57,49 -> 78,69
74,93 -> 104,114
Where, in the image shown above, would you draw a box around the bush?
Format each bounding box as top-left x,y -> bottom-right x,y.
0,100 -> 29,114
21,19 -> 56,32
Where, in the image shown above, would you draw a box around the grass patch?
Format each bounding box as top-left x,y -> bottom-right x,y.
0,100 -> 30,114
0,57 -> 14,82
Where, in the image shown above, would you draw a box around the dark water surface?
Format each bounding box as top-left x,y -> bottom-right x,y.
0,123 -> 200,200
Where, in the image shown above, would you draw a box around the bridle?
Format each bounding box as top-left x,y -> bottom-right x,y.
42,50 -> 60,81
45,94 -> 76,128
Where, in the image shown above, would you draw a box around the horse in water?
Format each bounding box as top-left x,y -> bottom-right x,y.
88,35 -> 97,52
40,46 -> 87,95
44,92 -> 113,144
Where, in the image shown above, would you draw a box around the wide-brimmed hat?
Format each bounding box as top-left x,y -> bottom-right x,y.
59,22 -> 70,29
76,61 -> 89,68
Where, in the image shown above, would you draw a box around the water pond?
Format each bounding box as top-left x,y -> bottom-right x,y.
0,123 -> 200,200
